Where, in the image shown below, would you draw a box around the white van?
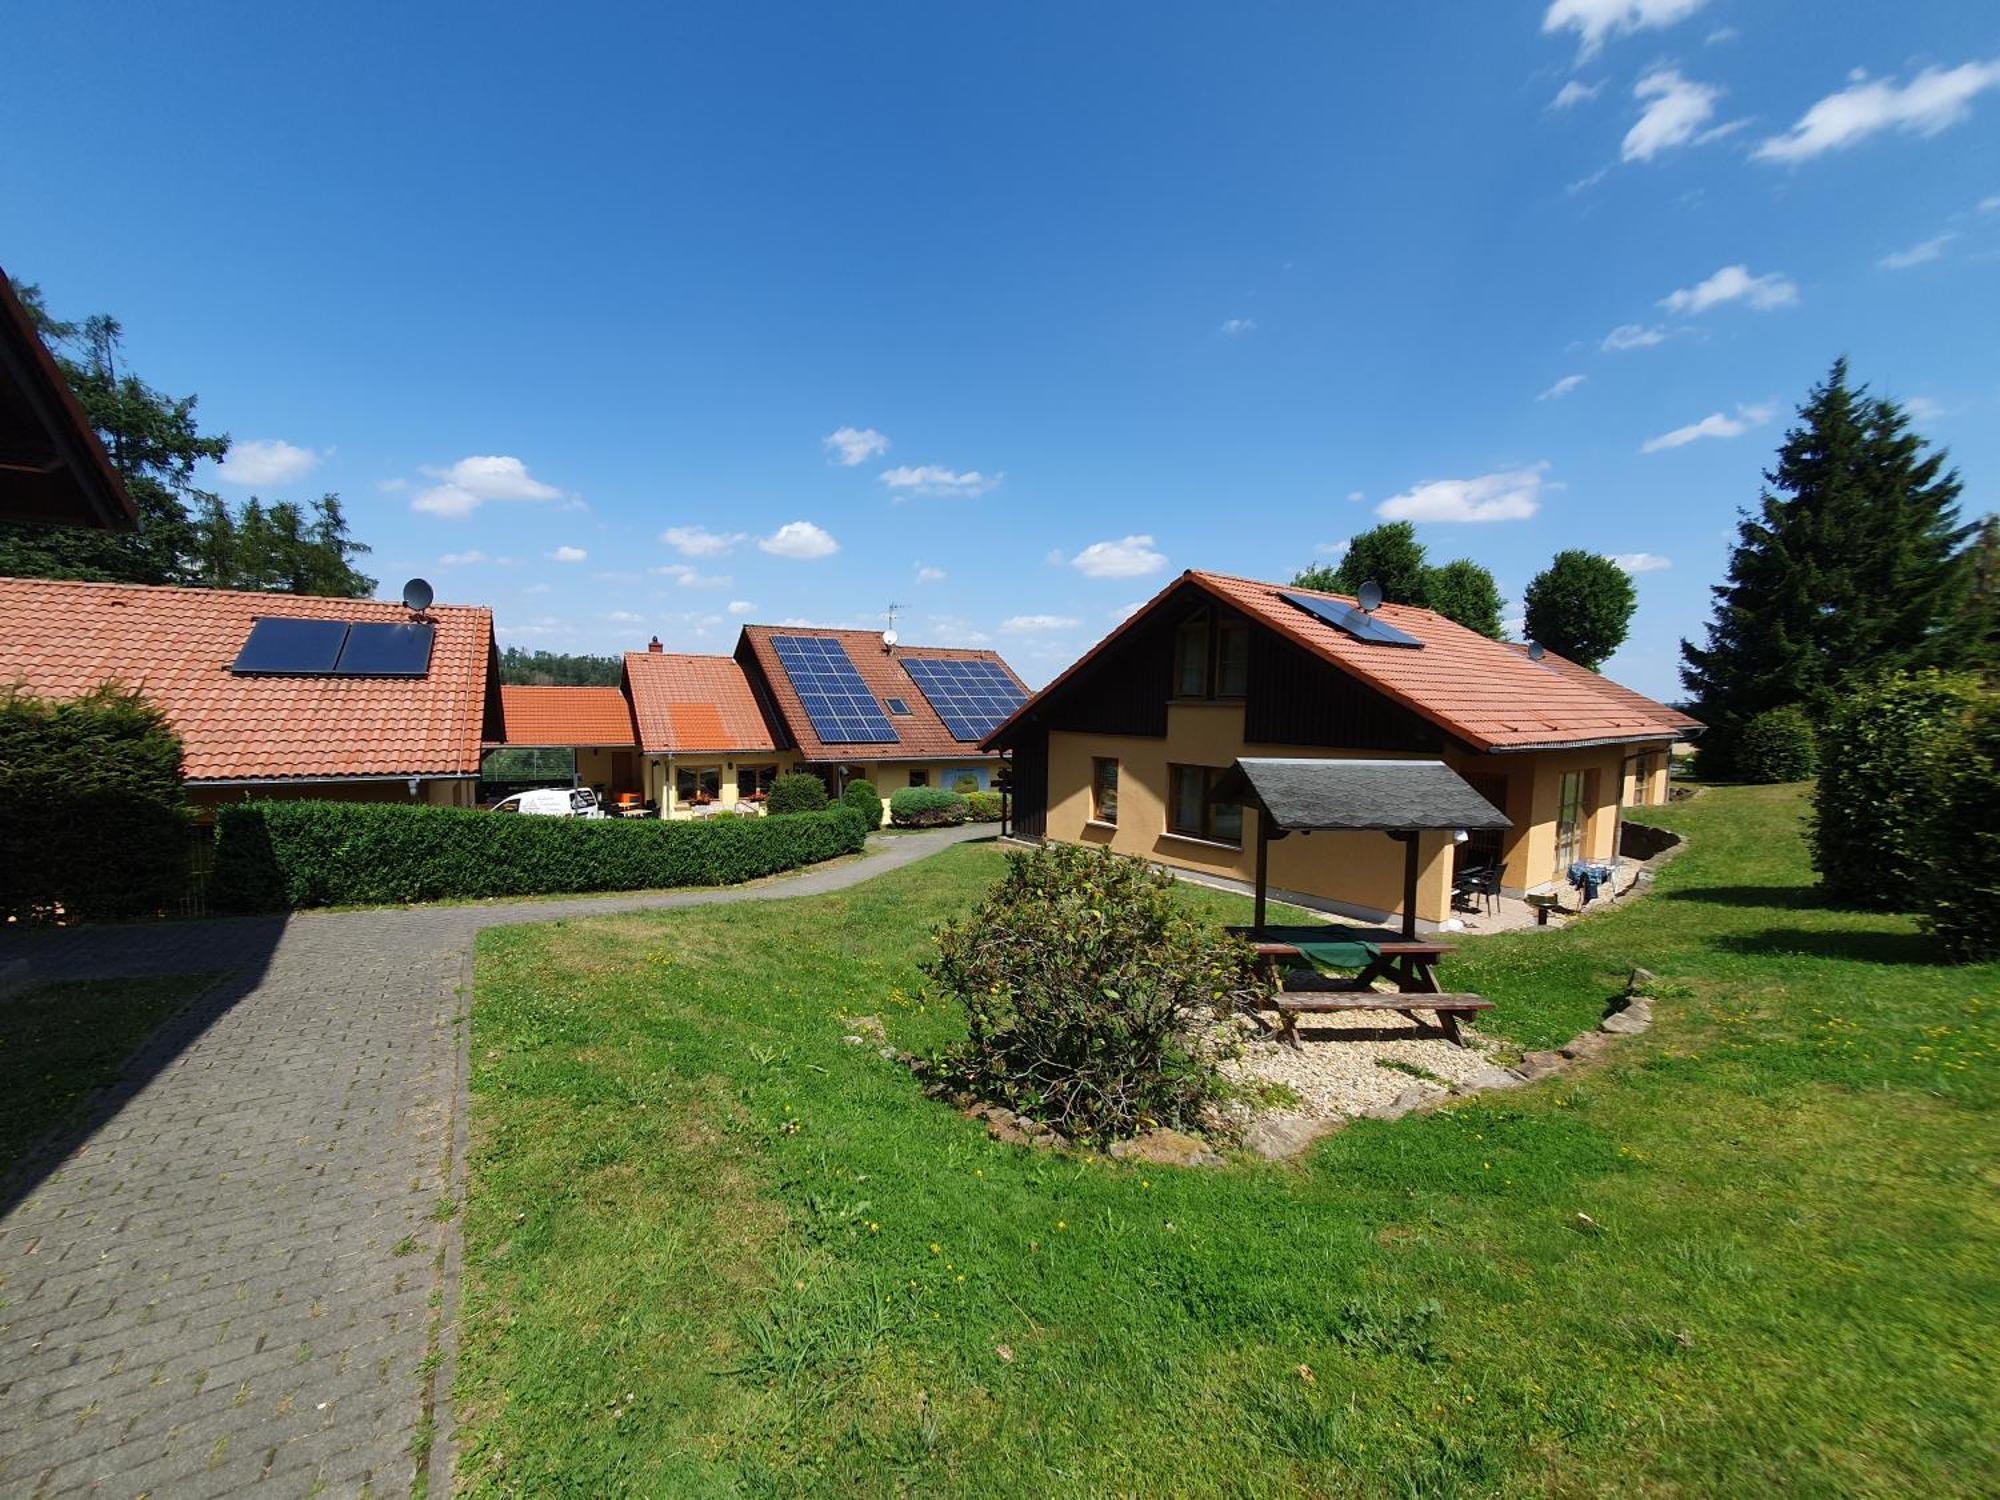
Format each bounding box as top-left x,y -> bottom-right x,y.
489,787 -> 605,818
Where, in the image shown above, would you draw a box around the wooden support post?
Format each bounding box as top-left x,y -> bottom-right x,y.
1395,829 -> 1419,940
1253,813 -> 1270,936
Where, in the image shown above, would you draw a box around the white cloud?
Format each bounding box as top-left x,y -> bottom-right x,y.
1623,69 -> 1723,162
1377,464 -> 1548,524
823,426 -> 890,466
1002,614 -> 1081,633
758,520 -> 840,559
1538,373 -> 1588,401
660,525 -> 747,557
1902,395 -> 1948,423
548,545 -> 588,563
438,550 -> 491,566
1755,59 -> 2000,164
1542,0 -> 1706,59
1346,490 -> 1365,503
377,477 -> 409,494
523,583 -> 551,595
217,438 -> 321,489
650,563 -> 733,588
1705,25 -> 1738,44
1981,195 -> 2000,213
1550,79 -> 1603,110
1603,322 -> 1669,351
1111,601 -> 1145,623
915,564 -> 948,583
727,600 -> 756,615
879,465 -> 1001,498
925,613 -> 994,646
1640,403 -> 1776,452
1879,233 -> 1956,270
606,610 -> 646,625
1220,318 -> 1258,335
1314,539 -> 1350,558
1660,264 -> 1799,314
1610,552 -> 1673,573
412,455 -> 564,517
1070,534 -> 1167,579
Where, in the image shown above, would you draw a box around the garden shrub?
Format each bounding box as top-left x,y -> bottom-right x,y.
1735,706 -> 1819,783
766,771 -> 829,814
0,686 -> 193,922
840,778 -> 884,830
921,842 -> 1259,1144
1810,671 -> 1984,909
890,786 -> 969,827
962,789 -> 1003,822
212,801 -> 865,911
1918,691 -> 2000,962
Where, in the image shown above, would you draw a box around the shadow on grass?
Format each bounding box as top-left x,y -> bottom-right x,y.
1659,884 -> 1838,912
1710,927 -> 1942,967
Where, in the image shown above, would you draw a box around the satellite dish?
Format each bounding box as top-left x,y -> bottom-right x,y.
1527,641 -> 1547,661
1356,580 -> 1385,613
402,578 -> 434,613
882,628 -> 899,649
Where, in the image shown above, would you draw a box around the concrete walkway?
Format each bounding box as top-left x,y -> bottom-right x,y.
0,825 -> 990,1498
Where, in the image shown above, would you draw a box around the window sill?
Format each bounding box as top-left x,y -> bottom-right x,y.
1084,818 -> 1118,832
1159,831 -> 1244,854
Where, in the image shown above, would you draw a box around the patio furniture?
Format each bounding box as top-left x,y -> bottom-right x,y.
1452,861 -> 1500,916
1248,975 -> 1494,1048
1525,892 -> 1561,926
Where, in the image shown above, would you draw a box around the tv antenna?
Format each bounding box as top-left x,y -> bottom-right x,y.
882,601 -> 907,650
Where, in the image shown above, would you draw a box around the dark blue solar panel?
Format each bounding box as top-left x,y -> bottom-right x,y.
1278,590 -> 1424,648
770,635 -> 899,744
901,657 -> 1028,742
335,621 -> 436,676
232,617 -> 351,674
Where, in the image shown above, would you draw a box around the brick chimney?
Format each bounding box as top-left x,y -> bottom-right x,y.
647,636 -> 663,653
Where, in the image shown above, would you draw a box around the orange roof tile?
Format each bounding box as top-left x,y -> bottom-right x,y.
0,576 -> 495,781
987,570 -> 1696,755
622,651 -> 777,754
496,685 -> 634,746
737,625 -> 1025,762
1503,642 -> 1703,735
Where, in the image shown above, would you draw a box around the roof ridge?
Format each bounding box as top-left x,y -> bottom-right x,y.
0,574 -> 489,615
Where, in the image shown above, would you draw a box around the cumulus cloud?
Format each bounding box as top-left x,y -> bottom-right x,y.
915,564 -> 947,583
1623,69 -> 1724,161
1550,79 -> 1603,110
1542,0 -> 1706,59
1219,318 -> 1258,335
727,600 -> 756,615
1640,403 -> 1775,452
823,426 -> 890,466
650,563 -> 733,588
1002,614 -> 1081,633
438,550 -> 491,566
1755,58 -> 2000,163
548,545 -> 588,563
660,525 -> 747,556
879,465 -> 1001,498
1070,534 -> 1167,579
216,438 -> 322,489
1538,373 -> 1588,401
1602,323 -> 1670,351
1377,464 -> 1548,524
926,613 -> 994,646
412,455 -> 564,518
605,610 -> 646,625
758,520 -> 839,559
1611,552 -> 1673,573
1315,539 -> 1350,558
1879,233 -> 1956,270
1660,264 -> 1799,314
1111,601 -> 1146,623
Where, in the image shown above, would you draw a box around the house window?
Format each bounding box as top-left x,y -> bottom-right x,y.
1173,610 -> 1250,699
1091,758 -> 1119,824
1174,614 -> 1209,697
676,765 -> 721,803
1167,764 -> 1242,846
886,697 -> 912,715
737,764 -> 778,798
908,768 -> 930,788
1216,620 -> 1249,697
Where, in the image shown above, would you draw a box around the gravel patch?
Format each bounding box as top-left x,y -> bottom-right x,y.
1223,1008 -> 1503,1121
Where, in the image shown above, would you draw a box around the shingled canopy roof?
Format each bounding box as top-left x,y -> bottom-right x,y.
1211,757 -> 1511,834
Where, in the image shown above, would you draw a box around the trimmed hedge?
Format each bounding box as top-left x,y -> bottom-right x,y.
0,686 -> 192,922
1736,706 -> 1818,784
890,786 -> 970,827
212,800 -> 867,911
841,779 -> 884,830
963,789 -> 1003,822
1922,693 -> 2000,962
766,772 -> 829,814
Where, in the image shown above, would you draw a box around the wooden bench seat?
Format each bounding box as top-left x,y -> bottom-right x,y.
1249,985 -> 1493,1048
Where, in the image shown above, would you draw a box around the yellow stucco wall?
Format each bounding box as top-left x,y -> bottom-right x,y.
644,755 -> 1000,818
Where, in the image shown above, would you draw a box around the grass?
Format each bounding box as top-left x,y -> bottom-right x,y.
0,972 -> 221,1172
453,785 -> 1996,1497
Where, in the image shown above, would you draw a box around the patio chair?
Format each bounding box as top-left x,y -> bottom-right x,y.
1452,862 -> 1500,917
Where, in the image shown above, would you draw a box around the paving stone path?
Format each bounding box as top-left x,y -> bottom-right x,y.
0,826 -> 989,1498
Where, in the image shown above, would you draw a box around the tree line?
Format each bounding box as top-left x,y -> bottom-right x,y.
0,280 -> 376,598
498,647 -> 624,686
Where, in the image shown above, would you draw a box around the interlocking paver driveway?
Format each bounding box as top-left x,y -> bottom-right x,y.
0,826 -> 988,1498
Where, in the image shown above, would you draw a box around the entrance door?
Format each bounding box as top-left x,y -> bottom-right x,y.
1554,771 -> 1586,877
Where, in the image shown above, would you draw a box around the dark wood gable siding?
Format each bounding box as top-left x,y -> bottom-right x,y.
1243,626 -> 1443,753
1014,584 -> 1187,738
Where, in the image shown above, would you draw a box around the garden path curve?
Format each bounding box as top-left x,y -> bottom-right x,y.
0,824 -> 990,1499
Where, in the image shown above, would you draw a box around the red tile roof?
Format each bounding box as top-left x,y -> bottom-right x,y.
1504,642 -> 1703,735
496,685 -> 634,746
0,577 -> 495,781
737,625 -> 1024,762
622,651 -> 777,754
988,570 -> 1695,755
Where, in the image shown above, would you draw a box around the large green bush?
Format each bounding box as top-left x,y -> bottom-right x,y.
840,778 -> 883,830
962,789 -> 1003,822
922,842 -> 1258,1145
1735,706 -> 1819,784
212,801 -> 865,911
1810,671 -> 1984,909
890,786 -> 969,827
766,772 -> 829,814
0,686 -> 192,922
1920,692 -> 2000,961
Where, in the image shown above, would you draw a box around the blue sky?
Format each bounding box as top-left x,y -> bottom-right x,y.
6,2 -> 1995,697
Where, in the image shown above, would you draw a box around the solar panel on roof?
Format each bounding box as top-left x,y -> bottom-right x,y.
232,617 -> 351,674
335,621 -> 435,676
1278,590 -> 1424,649
901,656 -> 1028,742
769,635 -> 899,744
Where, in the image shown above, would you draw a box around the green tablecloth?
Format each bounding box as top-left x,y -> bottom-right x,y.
1244,924 -> 1382,971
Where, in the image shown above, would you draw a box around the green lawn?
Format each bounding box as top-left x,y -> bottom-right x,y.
454,785 -> 1996,1497
0,973 -> 221,1172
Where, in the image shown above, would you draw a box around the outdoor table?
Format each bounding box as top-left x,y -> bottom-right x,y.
1226,923 -> 1456,995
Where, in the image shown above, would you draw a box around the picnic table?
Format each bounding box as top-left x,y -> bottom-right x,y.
1225,923 -> 1490,1047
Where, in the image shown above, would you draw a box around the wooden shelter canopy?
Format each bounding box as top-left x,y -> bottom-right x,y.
1211,757 -> 1511,834
0,270 -> 137,530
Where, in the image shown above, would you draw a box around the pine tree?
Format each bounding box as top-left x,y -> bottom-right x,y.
1680,359 -> 1975,763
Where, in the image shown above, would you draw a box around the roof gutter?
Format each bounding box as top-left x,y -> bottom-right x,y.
191,772 -> 480,786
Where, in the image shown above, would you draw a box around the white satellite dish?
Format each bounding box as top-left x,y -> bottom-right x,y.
882,628 -> 899,649
402,577 -> 434,613
1356,580 -> 1384,613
